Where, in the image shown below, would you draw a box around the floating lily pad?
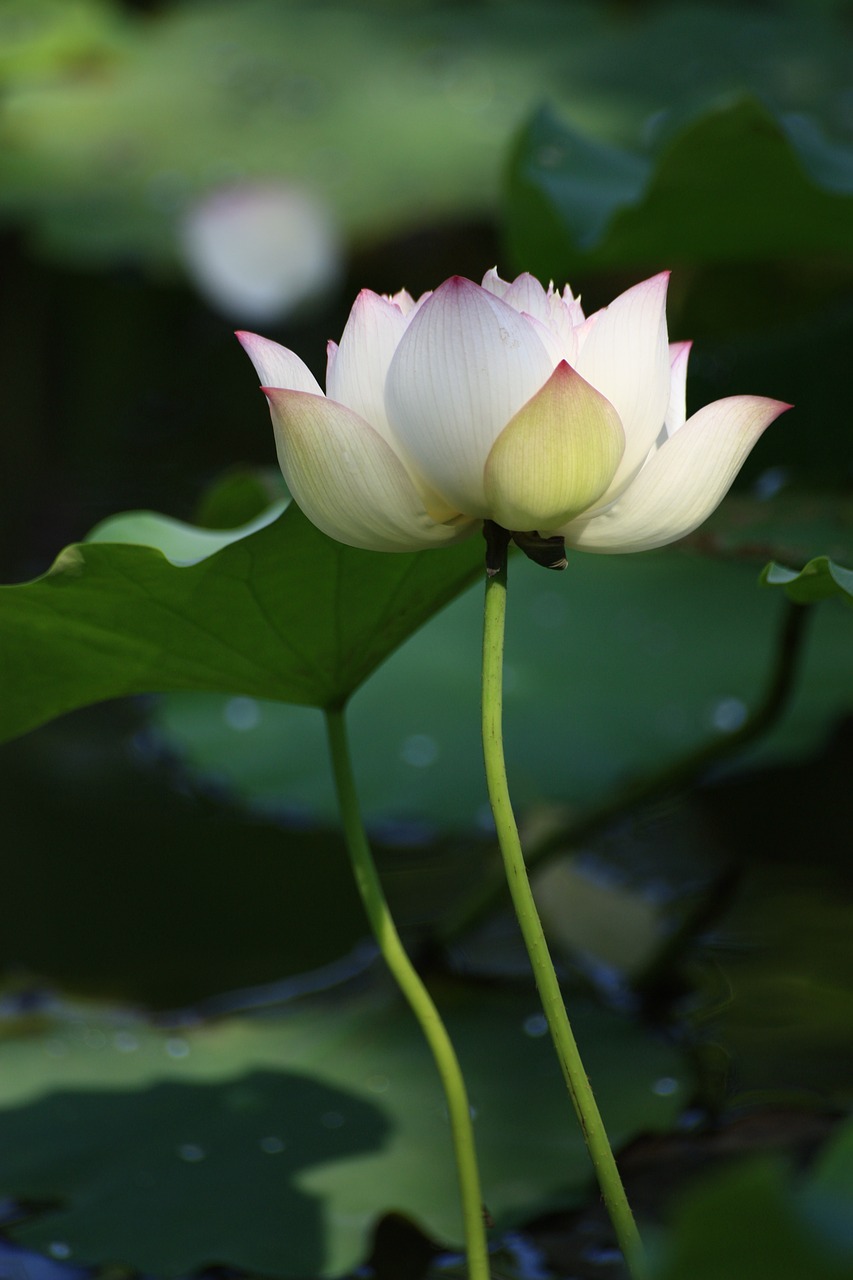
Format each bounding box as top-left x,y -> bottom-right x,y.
151,546 -> 853,830
761,556 -> 853,606
0,986 -> 688,1277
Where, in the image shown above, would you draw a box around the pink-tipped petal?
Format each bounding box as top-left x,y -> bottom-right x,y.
326,289 -> 409,444
484,362 -> 625,531
385,276 -> 553,516
563,396 -> 791,553
236,331 -> 322,394
263,387 -> 475,552
664,340 -> 693,439
575,271 -> 672,502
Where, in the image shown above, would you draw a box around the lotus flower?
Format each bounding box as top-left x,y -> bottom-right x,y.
238,270 -> 789,559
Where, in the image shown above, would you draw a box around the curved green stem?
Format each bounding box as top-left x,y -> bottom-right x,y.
445,595 -> 811,950
324,706 -> 490,1280
481,542 -> 647,1280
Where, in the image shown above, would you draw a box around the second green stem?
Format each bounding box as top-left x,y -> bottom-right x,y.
325,706 -> 490,1280
481,543 -> 647,1280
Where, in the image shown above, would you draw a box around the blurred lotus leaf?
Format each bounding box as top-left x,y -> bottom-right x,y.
506,97 -> 853,279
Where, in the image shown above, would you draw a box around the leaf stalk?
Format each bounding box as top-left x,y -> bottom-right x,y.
325,706 -> 491,1280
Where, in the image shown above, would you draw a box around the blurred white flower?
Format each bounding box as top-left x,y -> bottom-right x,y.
238,269 -> 789,555
181,184 -> 341,323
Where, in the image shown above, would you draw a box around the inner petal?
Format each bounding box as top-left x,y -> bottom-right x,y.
483,362 -> 625,531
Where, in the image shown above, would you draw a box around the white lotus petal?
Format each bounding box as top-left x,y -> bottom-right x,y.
264,388 -> 475,551
497,273 -> 551,323
521,312 -> 566,367
236,331 -> 322,394
563,395 -> 791,553
481,267 -> 511,298
664,341 -> 692,440
385,276 -> 553,516
325,340 -> 338,382
386,287 -> 418,314
326,289 -> 409,443
571,305 -> 596,353
483,272 -> 581,362
545,292 -> 583,361
575,272 -> 671,503
558,282 -> 585,321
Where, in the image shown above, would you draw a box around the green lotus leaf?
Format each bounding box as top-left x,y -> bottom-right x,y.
760,556 -> 853,605
507,97 -> 853,277
0,502 -> 482,744
0,987 -> 687,1277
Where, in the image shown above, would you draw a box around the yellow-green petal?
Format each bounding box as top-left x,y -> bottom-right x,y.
483,362 -> 625,531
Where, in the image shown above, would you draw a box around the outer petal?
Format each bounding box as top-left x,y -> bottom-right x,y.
575,272 -> 671,504
385,276 -> 553,516
263,387 -> 475,552
483,362 -> 625,530
562,396 -> 791,553
236,331 -> 322,394
326,289 -> 409,444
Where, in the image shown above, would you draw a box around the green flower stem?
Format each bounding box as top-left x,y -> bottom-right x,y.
324,706 -> 490,1280
481,545 -> 647,1280
445,595 -> 811,950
